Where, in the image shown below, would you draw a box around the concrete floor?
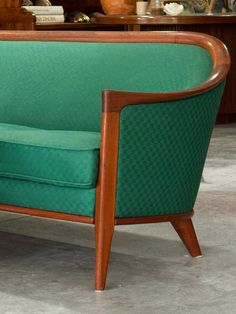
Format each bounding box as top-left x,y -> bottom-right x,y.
0,124 -> 235,314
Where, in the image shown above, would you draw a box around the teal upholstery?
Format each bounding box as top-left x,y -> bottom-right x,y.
0,123 -> 99,217
0,177 -> 96,216
0,123 -> 100,188
115,83 -> 224,217
0,41 -> 211,132
0,39 -> 220,218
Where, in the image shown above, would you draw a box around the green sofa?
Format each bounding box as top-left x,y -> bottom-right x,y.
0,31 -> 230,290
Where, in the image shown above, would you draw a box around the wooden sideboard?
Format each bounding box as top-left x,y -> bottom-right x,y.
0,0 -> 35,30
91,14 -> 236,123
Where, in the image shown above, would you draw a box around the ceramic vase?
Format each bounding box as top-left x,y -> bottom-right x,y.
101,0 -> 137,15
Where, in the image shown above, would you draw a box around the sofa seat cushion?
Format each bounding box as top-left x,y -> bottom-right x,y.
0,123 -> 100,188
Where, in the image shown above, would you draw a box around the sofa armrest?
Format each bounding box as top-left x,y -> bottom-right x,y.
95,31 -> 230,231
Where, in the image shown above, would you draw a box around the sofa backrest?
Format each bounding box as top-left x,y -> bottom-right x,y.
0,34 -> 212,132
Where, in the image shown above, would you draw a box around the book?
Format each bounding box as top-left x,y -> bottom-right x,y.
22,6 -> 64,15
36,14 -> 65,23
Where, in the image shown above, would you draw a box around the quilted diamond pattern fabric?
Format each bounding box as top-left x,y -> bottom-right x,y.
0,123 -> 100,188
0,177 -> 96,217
115,83 -> 225,218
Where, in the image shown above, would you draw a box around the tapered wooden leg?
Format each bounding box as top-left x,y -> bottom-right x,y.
95,220 -> 114,291
171,218 -> 202,257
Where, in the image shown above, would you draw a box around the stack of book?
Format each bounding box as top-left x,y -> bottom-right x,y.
22,6 -> 65,24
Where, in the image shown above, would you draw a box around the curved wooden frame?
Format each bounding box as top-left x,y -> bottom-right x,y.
0,31 -> 230,290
